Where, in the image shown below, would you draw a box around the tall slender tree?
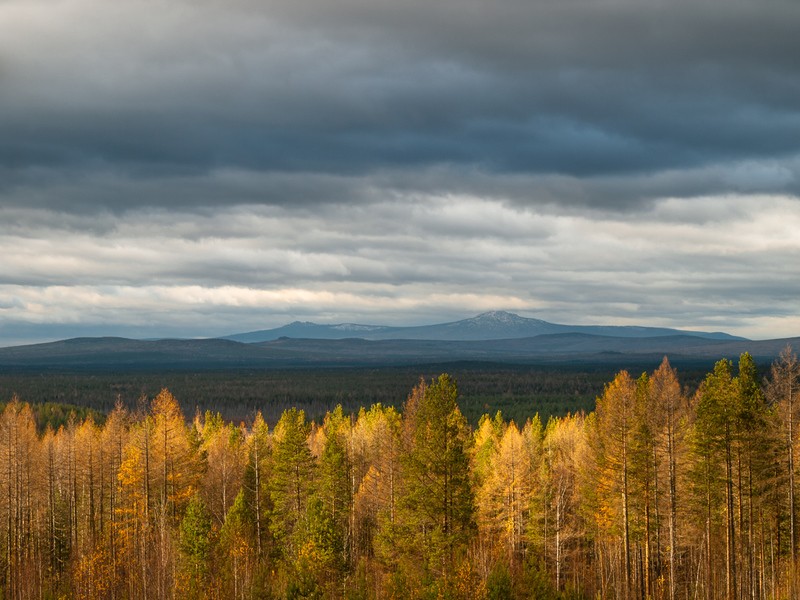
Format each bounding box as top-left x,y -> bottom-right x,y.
766,346 -> 800,593
476,419 -> 536,565
692,359 -> 739,600
312,405 -> 353,581
591,370 -> 637,598
649,357 -> 685,600
396,374 -> 476,591
242,411 -> 271,559
269,408 -> 315,560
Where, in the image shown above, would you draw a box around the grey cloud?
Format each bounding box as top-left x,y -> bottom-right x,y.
1,0 -> 799,213
3,194 -> 797,293
3,152 -> 799,222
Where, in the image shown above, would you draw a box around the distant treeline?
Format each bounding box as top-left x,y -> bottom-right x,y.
0,351 -> 796,598
0,362 -> 712,426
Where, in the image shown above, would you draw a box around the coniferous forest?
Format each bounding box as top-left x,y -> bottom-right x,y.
1,350 -> 799,599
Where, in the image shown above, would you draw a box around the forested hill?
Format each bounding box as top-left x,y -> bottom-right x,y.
0,351 -> 798,598
0,331 -> 795,371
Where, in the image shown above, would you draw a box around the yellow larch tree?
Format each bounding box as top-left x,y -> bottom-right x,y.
476,420 -> 536,564
588,370 -> 637,597
0,398 -> 42,598
198,412 -> 247,528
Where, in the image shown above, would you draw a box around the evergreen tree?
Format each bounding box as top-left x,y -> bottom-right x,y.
269,408 -> 315,561
734,352 -> 772,598
691,359 -> 738,600
219,490 -> 257,598
178,494 -> 213,599
396,374 -> 476,591
306,404 -> 353,591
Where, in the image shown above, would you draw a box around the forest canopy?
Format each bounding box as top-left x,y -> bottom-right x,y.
0,349 -> 798,599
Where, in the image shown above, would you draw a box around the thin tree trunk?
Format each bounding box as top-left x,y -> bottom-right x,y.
707,457 -> 713,600
624,444 -> 631,600
789,382 -> 796,598
747,455 -> 754,600
7,417 -> 14,599
668,408 -> 678,600
654,439 -> 662,594
253,439 -> 262,557
726,428 -> 737,600
645,480 -> 652,599
555,484 -> 561,591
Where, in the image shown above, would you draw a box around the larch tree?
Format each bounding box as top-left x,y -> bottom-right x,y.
150,389 -> 200,598
116,403 -> 155,598
198,411 -> 247,528
475,419 -> 535,565
74,416 -> 102,550
241,411 -> 271,559
630,372 -> 656,598
473,411 -> 505,496
538,412 -> 585,594
472,410 -> 504,570
649,357 -> 685,600
100,400 -> 129,593
149,389 -> 200,519
591,370 -> 637,598
765,346 -> 800,592
352,403 -> 402,568
0,398 -> 40,599
72,413 -> 107,596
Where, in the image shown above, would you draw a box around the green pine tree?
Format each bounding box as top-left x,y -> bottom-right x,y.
179,494 -> 213,598
269,408 -> 316,561
396,374 -> 476,590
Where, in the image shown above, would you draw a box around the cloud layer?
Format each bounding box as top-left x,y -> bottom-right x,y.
1,0 -> 799,344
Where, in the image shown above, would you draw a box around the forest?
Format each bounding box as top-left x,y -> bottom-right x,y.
0,349 -> 797,599
0,364 -> 625,427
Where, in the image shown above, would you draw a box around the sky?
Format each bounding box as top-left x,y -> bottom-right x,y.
1,0 -> 800,346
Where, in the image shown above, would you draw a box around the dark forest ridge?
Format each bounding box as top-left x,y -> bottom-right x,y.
223,310 -> 746,343
0,330 -> 794,372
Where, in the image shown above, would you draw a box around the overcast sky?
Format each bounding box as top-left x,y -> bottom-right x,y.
1,0 -> 799,346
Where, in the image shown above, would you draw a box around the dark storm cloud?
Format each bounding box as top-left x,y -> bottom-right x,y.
1,0 -> 799,213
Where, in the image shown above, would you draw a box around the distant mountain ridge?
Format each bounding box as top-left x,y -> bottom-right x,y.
0,311 -> 766,372
223,310 -> 746,343
0,331 -> 794,372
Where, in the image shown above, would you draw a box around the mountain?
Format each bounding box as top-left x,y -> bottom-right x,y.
0,312 -> 765,371
223,311 -> 746,343
0,332 -> 794,371
224,321 -> 398,343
